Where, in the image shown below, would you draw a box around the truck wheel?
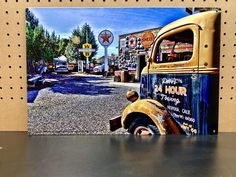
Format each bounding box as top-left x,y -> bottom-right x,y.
128,117 -> 160,135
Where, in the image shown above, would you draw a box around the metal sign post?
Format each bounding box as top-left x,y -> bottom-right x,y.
98,30 -> 114,76
104,46 -> 108,72
79,43 -> 96,73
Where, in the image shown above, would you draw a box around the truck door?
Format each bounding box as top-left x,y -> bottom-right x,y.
143,23 -> 219,135
145,25 -> 208,135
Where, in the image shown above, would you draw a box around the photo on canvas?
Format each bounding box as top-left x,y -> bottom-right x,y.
26,7 -> 220,135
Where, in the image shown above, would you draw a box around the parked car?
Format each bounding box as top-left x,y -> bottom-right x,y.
93,64 -> 104,73
54,61 -> 69,73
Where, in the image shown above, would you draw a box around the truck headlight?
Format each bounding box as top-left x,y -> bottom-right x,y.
126,89 -> 139,102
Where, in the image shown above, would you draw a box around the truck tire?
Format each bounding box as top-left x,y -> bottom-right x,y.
128,117 -> 160,135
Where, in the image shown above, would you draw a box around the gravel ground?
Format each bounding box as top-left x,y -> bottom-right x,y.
28,74 -> 140,135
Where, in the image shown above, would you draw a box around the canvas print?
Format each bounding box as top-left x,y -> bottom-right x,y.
26,7 -> 220,135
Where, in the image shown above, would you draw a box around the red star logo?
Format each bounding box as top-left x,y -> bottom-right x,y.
100,32 -> 111,43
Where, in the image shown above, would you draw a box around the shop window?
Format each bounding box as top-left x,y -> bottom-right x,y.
156,29 -> 194,63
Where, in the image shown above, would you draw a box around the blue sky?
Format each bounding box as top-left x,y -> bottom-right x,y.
30,8 -> 188,58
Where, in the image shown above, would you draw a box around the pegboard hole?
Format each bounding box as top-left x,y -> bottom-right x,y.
0,97 -> 3,100
9,76 -> 12,79
20,87 -> 23,89
222,54 -> 225,57
16,11 -> 19,14
224,22 -> 227,24
223,33 -> 226,36
9,66 -> 11,68
8,55 -> 11,58
10,97 -> 13,100
19,66 -> 22,68
231,87 -> 234,90
233,66 -> 235,68
221,76 -> 224,79
0,87 -> 2,89
21,97 -> 24,100
17,22 -> 20,25
204,44 -> 208,48
225,10 -> 228,13
19,55 -> 21,58
10,87 -> 13,89
5,11 -> 8,14
220,87 -> 223,89
19,76 -> 22,79
220,97 -> 222,100
230,97 -> 233,100
6,22 -> 9,25
17,33 -> 20,36
7,33 -> 10,36
223,44 -> 226,47
232,76 -> 235,79
18,44 -> 21,47
7,44 -> 10,47
233,55 -> 236,58
221,66 -> 224,68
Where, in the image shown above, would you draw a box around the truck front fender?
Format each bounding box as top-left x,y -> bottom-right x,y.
122,99 -> 184,135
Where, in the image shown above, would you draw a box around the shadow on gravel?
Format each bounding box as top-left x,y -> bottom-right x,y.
27,88 -> 40,103
50,75 -> 116,96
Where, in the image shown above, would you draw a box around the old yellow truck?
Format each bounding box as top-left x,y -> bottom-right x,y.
110,11 -> 221,135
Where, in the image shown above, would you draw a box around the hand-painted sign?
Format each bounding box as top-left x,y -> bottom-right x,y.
141,32 -> 155,49
128,35 -> 137,49
98,30 -> 114,47
140,73 -> 218,135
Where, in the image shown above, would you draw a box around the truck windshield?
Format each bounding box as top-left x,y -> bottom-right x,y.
156,29 -> 194,63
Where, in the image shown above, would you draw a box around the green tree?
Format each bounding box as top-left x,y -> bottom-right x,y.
58,38 -> 69,56
26,24 -> 45,62
65,27 -> 81,63
41,30 -> 53,63
65,42 -> 80,63
26,8 -> 39,29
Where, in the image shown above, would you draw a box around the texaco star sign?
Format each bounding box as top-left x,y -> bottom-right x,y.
98,30 -> 114,47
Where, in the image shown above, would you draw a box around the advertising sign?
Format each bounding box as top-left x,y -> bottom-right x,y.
128,35 -> 137,49
82,43 -> 93,58
98,30 -> 114,47
140,74 -> 219,135
141,32 -> 155,49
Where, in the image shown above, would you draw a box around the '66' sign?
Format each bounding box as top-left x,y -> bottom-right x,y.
98,30 -> 114,47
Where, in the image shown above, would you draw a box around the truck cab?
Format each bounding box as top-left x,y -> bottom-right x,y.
110,11 -> 221,135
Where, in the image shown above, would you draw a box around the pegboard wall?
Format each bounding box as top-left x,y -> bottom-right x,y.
0,0 -> 235,132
